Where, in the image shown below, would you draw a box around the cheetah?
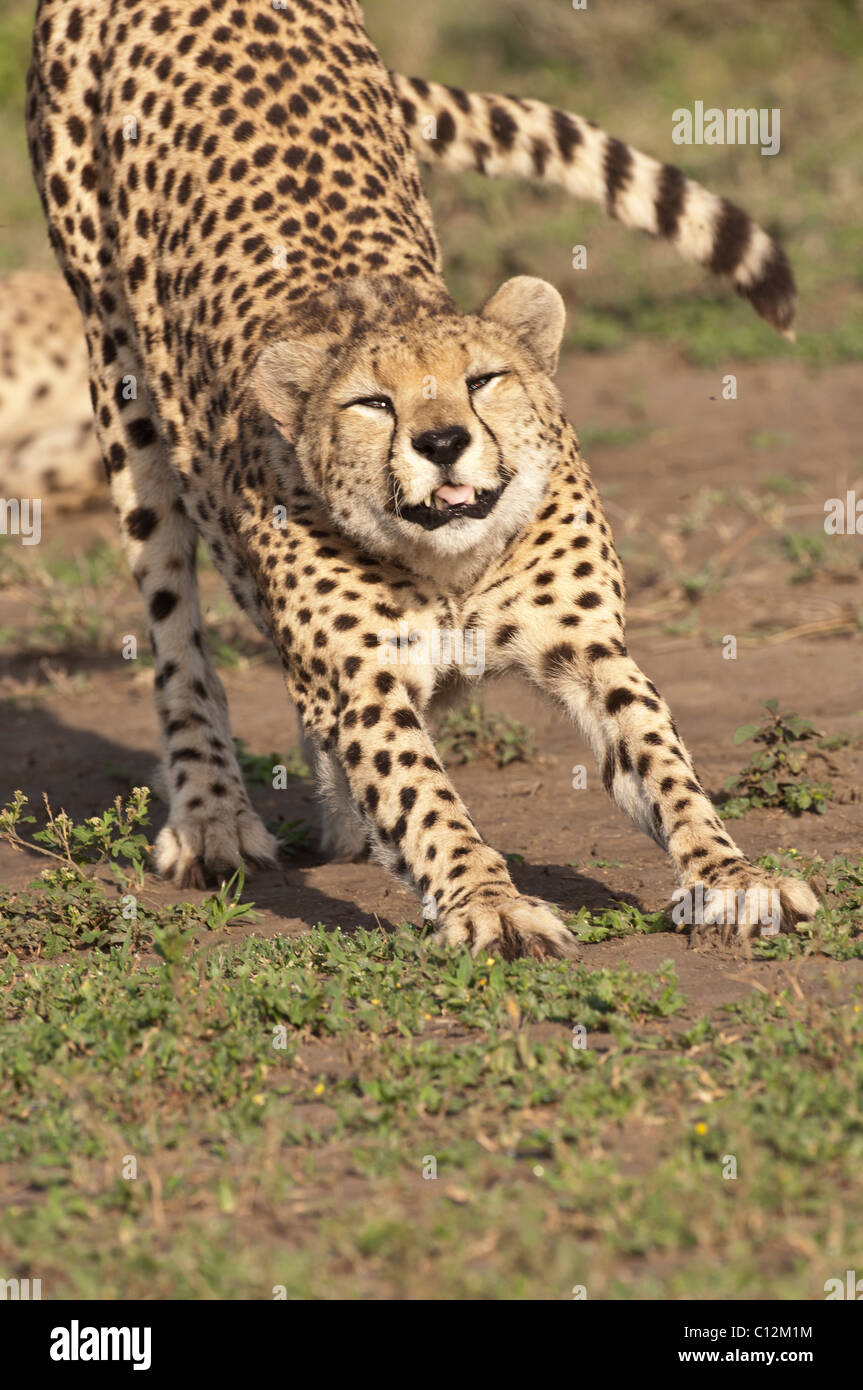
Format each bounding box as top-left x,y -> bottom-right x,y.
24,0 -> 816,959
0,270 -> 103,510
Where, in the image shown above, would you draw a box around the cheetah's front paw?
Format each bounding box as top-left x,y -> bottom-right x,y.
153,803 -> 278,889
673,867 -> 818,943
433,894 -> 579,961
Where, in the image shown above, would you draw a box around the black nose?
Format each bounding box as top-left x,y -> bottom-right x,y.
412,425 -> 471,469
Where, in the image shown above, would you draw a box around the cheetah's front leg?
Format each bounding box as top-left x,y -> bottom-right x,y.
328,673 -> 578,959
524,641 -> 816,938
76,327 -> 276,888
475,490 -> 817,941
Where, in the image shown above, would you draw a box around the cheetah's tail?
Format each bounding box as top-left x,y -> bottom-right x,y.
392,73 -> 795,340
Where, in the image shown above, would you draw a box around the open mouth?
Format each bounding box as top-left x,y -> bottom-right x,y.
396,480 -> 507,531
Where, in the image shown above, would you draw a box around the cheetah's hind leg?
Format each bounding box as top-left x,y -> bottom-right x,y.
301,725 -> 370,862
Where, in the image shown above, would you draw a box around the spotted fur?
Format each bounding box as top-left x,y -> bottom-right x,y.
0,270 -> 102,509
22,0 -> 815,956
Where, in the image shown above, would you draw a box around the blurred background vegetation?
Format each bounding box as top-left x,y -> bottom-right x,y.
1,0 -> 861,364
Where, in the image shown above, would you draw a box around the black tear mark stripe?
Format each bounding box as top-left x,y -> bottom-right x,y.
467,395 -> 506,476
384,418 -> 400,517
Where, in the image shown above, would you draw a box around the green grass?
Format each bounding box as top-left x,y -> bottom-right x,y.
578,423 -> 654,450
0,536 -> 271,666
234,738 -> 310,786
1,915 -> 862,1297
0,1 -> 45,270
0,789 -> 261,957
751,852 -> 863,961
266,816 -> 310,856
1,790 -> 861,1297
436,699 -> 536,766
780,529 -> 828,584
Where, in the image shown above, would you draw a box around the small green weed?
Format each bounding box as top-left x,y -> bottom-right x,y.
436,700 -> 536,767
0,787 -> 151,886
719,702 -> 835,818
234,738 -> 311,785
267,817 -> 310,856
199,870 -> 259,933
781,530 -> 826,583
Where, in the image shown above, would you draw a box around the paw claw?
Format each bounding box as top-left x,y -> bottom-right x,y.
674,869 -> 818,943
434,895 -> 579,962
154,808 -> 277,887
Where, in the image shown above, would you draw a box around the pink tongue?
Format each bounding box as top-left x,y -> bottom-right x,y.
435,484 -> 475,507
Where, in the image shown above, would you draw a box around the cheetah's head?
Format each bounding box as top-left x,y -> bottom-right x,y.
254,275 -> 565,582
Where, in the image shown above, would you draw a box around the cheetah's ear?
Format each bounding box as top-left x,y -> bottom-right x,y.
253,339 -> 332,442
480,276 -> 566,375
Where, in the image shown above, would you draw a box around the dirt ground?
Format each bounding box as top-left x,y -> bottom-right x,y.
2,344 -> 862,1012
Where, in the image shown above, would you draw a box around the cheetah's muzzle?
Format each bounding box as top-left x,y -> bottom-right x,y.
396,480 -> 508,530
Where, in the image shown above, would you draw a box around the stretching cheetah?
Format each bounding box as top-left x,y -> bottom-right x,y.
24,0 -> 816,957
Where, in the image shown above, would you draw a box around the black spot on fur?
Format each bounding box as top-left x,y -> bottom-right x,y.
126,507 -> 159,541
150,589 -> 178,622
127,417 -> 158,449
607,687 -> 636,715
552,108 -> 581,162
489,104 -> 517,150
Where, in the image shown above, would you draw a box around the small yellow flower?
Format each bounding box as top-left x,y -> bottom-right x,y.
314,1082 -> 325,1096
371,997 -> 380,1006
252,1093 -> 266,1106
485,957 -> 495,967
423,1012 -> 432,1020
695,1122 -> 708,1135
478,977 -> 487,987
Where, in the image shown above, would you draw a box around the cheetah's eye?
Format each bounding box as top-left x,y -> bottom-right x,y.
343,395 -> 394,412
467,371 -> 508,394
